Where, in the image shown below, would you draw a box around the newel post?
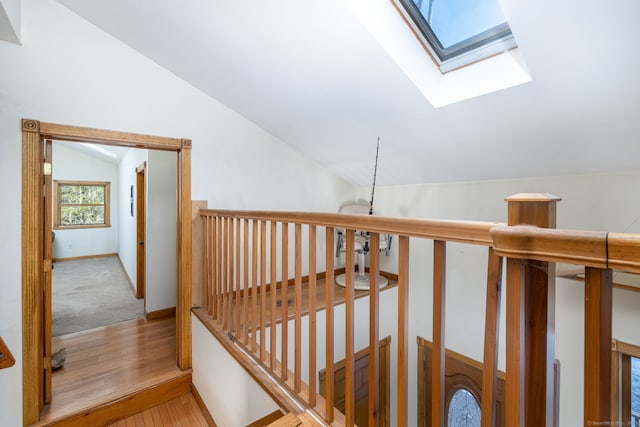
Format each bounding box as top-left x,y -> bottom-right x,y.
505,193 -> 560,427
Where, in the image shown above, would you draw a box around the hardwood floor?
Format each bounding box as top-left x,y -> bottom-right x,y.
107,393 -> 211,427
36,316 -> 184,425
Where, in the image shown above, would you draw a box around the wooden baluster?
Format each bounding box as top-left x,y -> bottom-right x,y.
235,218 -> 241,336
229,218 -> 235,332
243,218 -> 249,344
260,220 -> 267,362
397,236 -> 409,427
481,248 -> 503,427
294,223 -> 303,392
345,229 -> 355,426
251,219 -> 258,353
209,216 -> 215,317
271,221 -> 278,370
217,216 -> 223,323
369,232 -> 381,426
202,216 -> 209,315
325,227 -> 335,423
584,267 -> 612,425
281,223 -> 289,381
308,225 -> 317,407
432,240 -> 446,427
222,217 -> 229,329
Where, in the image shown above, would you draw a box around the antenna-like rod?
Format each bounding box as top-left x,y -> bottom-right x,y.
369,137 -> 380,215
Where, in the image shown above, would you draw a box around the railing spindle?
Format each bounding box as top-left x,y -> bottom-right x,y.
243,218 -> 249,344
271,221 -> 278,370
281,223 -> 289,381
260,220 -> 267,362
229,218 -> 235,332
432,240 -> 446,427
584,267 -> 613,425
222,217 -> 229,329
217,216 -> 223,323
345,229 -> 355,426
325,227 -> 335,423
308,225 -> 317,407
251,219 -> 258,352
480,248 -> 503,427
368,232 -> 381,425
203,216 -> 210,314
209,216 -> 215,316
235,218 -> 241,335
294,223 -> 303,392
505,258 -> 525,426
397,235 -> 409,427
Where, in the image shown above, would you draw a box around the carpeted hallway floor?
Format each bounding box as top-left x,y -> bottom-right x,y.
52,256 -> 144,337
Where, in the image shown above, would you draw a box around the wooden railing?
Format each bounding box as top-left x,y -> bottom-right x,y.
192,194 -> 640,426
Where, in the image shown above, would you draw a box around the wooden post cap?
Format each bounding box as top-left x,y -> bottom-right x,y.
505,193 -> 562,202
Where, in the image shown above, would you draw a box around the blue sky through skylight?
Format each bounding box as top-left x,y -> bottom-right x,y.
412,0 -> 508,48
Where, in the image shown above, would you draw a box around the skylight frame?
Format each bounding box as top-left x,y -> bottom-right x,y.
395,0 -> 518,73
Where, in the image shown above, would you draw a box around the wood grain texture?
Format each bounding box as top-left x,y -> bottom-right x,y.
22,119 -> 44,425
608,232 -> 640,273
345,230 -> 356,426
431,240 -> 446,427
325,228 -> 335,423
191,200 -> 208,310
480,248 -> 503,427
397,236 -> 409,427
369,233 -> 381,426
584,267 -> 613,425
35,317 -> 183,426
177,141 -> 192,370
39,121 -> 183,150
136,166 -> 146,299
201,209 -> 498,245
107,392 -> 213,427
505,258 -> 525,427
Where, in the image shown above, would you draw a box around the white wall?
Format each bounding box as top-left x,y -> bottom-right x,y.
145,150 -> 177,313
51,142 -> 119,259
192,315 -> 280,427
356,170 -> 640,427
117,148 -> 147,287
0,0 -> 353,425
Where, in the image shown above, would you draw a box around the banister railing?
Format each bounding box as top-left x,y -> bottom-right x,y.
192,195 -> 640,426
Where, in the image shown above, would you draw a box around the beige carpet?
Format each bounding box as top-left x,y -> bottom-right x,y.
52,256 -> 144,337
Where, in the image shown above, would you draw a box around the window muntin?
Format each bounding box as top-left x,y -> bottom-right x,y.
54,180 -> 111,229
397,0 -> 517,72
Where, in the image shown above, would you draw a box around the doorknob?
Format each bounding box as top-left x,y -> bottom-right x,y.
139,241 -> 144,246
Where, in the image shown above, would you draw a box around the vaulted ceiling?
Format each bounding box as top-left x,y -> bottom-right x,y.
57,0 -> 640,186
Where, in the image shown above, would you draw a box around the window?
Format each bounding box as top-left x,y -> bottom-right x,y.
448,388 -> 481,427
396,0 -> 517,72
612,340 -> 640,426
54,180 -> 111,229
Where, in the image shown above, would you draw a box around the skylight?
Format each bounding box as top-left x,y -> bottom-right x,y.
397,0 -> 517,72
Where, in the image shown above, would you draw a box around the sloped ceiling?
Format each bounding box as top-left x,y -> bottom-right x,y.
57,0 -> 640,186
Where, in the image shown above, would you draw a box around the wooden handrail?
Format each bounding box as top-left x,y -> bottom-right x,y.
201,209 -> 498,245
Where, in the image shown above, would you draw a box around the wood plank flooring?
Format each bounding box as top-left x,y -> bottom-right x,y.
107,393 -> 211,427
37,316 -> 183,425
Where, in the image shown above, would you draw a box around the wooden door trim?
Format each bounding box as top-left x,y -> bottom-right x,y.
21,119 -> 192,425
136,162 -> 146,300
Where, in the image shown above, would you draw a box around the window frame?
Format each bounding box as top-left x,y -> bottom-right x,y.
53,180 -> 111,230
612,339 -> 640,426
394,0 -> 517,73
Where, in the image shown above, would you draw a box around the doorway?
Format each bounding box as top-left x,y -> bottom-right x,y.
21,119 -> 193,425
